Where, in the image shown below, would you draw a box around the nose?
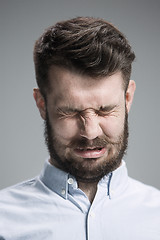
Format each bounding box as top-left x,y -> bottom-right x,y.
79,112 -> 103,140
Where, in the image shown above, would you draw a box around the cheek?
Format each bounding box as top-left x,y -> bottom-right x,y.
53,119 -> 79,141
100,117 -> 124,138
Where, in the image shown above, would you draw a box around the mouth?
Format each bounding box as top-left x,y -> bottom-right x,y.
74,147 -> 106,159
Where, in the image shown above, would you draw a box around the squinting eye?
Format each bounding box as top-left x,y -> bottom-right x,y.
98,111 -> 110,116
57,110 -> 78,119
95,109 -> 110,116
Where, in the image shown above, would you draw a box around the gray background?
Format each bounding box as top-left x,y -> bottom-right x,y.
0,0 -> 160,190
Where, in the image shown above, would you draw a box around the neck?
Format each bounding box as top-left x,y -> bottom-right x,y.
78,181 -> 98,203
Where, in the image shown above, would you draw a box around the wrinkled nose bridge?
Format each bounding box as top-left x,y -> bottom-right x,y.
80,108 -> 95,124
79,108 -> 101,139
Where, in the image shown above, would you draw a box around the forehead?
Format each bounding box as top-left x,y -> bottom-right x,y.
47,66 -> 124,108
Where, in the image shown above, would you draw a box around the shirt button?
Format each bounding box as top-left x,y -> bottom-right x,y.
67,178 -> 74,185
110,190 -> 115,196
89,212 -> 95,218
61,189 -> 66,195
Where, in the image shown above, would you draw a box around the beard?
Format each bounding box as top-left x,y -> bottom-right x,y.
44,110 -> 129,183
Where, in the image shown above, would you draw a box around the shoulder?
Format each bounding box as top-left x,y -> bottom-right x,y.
0,178 -> 39,204
128,177 -> 160,205
128,177 -> 160,193
0,175 -> 60,207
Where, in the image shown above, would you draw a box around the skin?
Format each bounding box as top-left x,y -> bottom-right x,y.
34,66 -> 136,202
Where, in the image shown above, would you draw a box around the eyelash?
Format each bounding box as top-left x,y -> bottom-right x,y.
57,110 -> 112,119
98,111 -> 110,116
57,110 -> 78,119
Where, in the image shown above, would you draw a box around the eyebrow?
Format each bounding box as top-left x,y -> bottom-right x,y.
57,104 -> 118,113
99,104 -> 118,112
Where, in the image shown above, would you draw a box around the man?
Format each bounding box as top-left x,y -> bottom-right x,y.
0,17 -> 160,240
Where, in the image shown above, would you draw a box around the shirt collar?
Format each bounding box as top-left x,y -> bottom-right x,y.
108,160 -> 129,198
40,160 -> 70,199
40,159 -> 129,199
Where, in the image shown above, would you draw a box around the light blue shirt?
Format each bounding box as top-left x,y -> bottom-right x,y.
0,160 -> 160,240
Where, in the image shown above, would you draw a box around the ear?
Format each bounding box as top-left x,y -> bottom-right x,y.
125,80 -> 136,113
33,88 -> 46,120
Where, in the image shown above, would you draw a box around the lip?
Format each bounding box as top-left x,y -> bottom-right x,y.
74,147 -> 106,159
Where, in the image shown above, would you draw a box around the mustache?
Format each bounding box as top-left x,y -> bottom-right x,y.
67,136 -> 120,149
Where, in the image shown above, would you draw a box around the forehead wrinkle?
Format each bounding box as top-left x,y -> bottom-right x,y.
57,103 -> 119,115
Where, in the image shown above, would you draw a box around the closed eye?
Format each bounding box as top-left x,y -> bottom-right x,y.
97,105 -> 118,117
96,110 -> 114,117
57,108 -> 78,119
97,111 -> 111,116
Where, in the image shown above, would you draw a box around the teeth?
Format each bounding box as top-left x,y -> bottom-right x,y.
78,147 -> 102,151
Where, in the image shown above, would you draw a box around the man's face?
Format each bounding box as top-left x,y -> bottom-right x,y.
34,66 -> 135,182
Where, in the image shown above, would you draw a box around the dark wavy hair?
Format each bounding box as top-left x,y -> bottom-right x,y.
34,17 -> 135,97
